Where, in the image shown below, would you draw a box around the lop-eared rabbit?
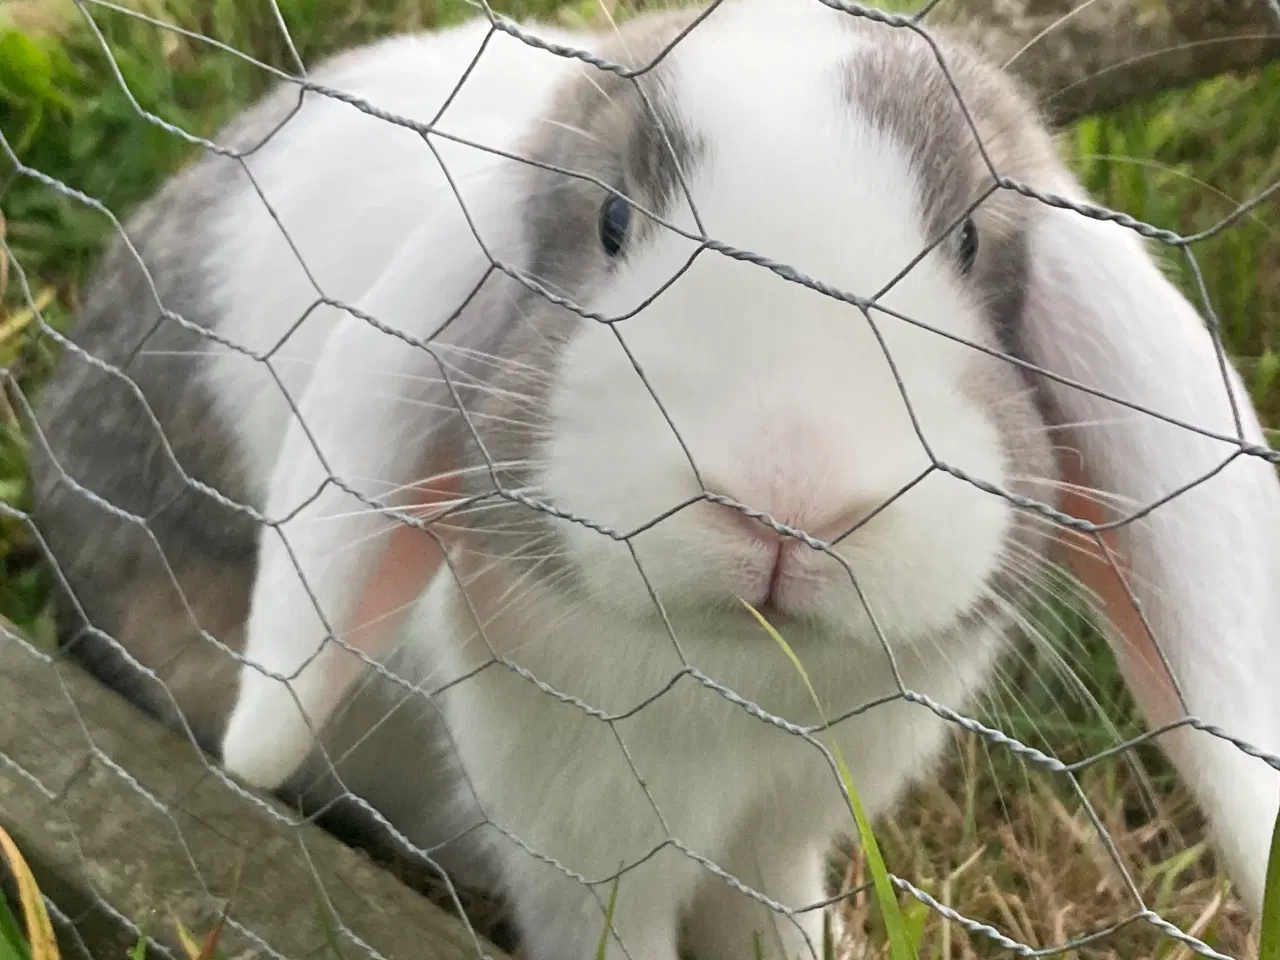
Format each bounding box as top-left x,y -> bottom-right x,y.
28,1 -> 1280,956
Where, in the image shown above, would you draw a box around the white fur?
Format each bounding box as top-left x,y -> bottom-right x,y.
1018,181 -> 1280,915
543,21 -> 1011,641
402,551 -> 1002,960
210,20 -> 586,783
211,0 -> 1280,956
407,13 -> 1023,958
203,19 -> 583,501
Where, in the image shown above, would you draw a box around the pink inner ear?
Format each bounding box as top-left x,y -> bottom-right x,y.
1053,435 -> 1184,731
324,453 -> 463,698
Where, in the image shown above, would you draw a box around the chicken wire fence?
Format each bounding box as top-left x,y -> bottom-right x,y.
2,0 -> 1280,957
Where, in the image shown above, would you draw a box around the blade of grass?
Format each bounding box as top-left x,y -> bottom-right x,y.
0,286 -> 56,349
1257,801 -> 1280,960
0,827 -> 57,960
740,599 -> 917,960
594,870 -> 622,960
191,848 -> 246,960
128,920 -> 151,960
0,890 -> 31,960
193,908 -> 229,958
903,896 -> 931,955
193,912 -> 228,960
167,912 -> 202,960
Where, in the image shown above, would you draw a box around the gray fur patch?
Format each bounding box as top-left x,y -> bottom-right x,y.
26,80 -> 332,755
838,17 -> 1063,638
451,12 -> 708,587
840,19 -> 1059,358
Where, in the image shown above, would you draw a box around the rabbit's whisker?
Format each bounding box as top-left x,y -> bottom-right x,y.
1001,0 -> 1107,70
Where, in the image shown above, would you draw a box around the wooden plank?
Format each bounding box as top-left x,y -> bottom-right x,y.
0,622 -> 509,960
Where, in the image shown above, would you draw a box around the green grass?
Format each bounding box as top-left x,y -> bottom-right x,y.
0,826 -> 53,960
0,891 -> 31,960
1260,805 -> 1280,960
0,0 -> 1278,958
746,597 -> 918,960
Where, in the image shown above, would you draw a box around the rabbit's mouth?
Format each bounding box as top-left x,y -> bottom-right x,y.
698,494 -> 866,622
739,542 -> 825,620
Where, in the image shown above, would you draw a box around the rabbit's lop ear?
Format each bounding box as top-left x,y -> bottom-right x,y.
1016,171 -> 1280,916
220,205 -> 516,792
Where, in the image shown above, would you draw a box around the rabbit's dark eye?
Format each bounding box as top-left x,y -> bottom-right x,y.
957,217 -> 979,274
599,194 -> 632,258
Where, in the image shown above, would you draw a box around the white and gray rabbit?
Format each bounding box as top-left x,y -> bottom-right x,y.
26,0 -> 1280,957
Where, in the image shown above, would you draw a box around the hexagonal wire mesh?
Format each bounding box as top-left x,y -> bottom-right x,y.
3,0 -> 1280,958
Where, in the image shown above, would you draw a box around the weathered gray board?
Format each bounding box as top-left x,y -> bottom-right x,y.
0,622 -> 509,960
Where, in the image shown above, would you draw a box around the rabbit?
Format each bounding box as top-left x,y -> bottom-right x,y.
222,6 -> 1065,954
24,0 -> 1280,957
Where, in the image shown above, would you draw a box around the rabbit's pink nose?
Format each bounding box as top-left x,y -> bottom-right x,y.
711,498 -> 874,615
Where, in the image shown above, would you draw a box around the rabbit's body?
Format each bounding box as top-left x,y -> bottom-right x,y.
27,1 -> 1280,957
28,16 -> 581,753
380,549 -> 1012,958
